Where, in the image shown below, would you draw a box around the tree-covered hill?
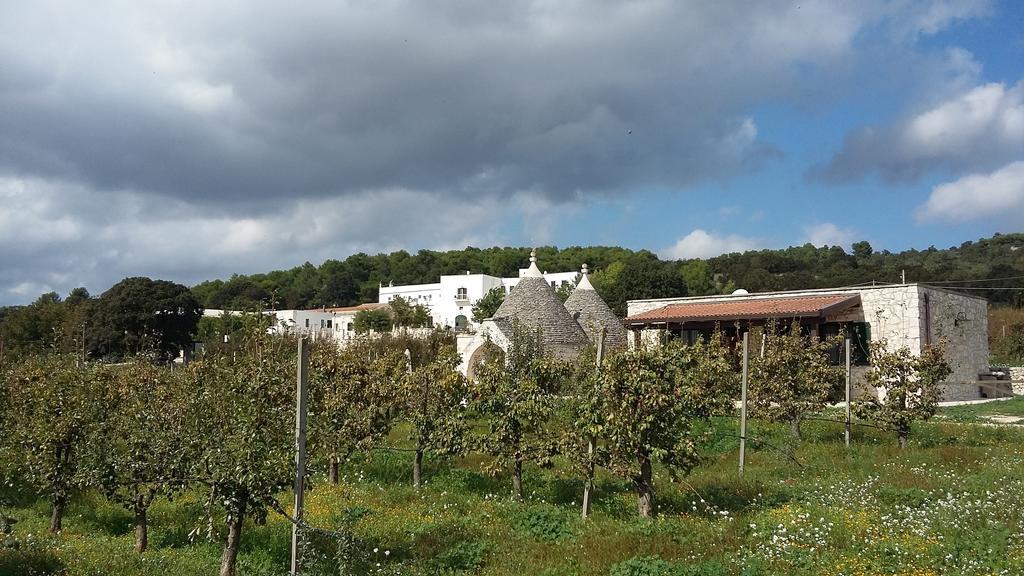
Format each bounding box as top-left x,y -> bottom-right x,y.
191,233 -> 1024,315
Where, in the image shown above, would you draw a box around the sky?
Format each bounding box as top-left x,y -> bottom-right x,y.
1,0 -> 1023,305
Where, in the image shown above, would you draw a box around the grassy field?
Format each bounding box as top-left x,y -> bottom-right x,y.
938,396 -> 1024,423
3,414 -> 1024,576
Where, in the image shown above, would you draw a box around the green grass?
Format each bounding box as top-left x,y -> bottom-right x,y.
938,396 -> 1024,423
3,417 -> 1024,575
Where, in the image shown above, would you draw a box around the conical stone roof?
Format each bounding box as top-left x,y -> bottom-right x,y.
564,264 -> 628,350
491,250 -> 588,356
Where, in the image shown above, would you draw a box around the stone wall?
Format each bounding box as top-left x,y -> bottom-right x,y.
922,286 -> 990,387
1011,367 -> 1024,396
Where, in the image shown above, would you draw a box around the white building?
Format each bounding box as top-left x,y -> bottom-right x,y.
378,267 -> 579,330
270,303 -> 390,342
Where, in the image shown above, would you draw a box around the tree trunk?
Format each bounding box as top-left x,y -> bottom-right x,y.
134,502 -> 148,553
898,425 -> 909,449
634,455 -> 655,518
790,414 -> 803,439
329,457 -> 339,485
512,456 -> 524,501
581,438 -> 595,520
49,496 -> 66,533
219,503 -> 245,576
414,448 -> 423,490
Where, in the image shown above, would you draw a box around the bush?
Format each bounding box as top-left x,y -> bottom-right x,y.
517,504 -> 575,542
0,547 -> 64,576
433,539 -> 488,571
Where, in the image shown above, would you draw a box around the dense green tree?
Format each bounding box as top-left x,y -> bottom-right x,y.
680,260 -> 715,296
389,296 -> 432,328
0,293 -> 67,357
472,286 -> 506,322
86,277 -> 201,360
353,307 -> 393,334
1,356 -> 110,532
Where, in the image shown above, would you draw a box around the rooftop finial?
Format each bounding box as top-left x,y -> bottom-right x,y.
523,248 -> 543,278
576,262 -> 595,290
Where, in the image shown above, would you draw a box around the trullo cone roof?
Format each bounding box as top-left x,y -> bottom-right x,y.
563,264 -> 628,350
491,250 -> 588,352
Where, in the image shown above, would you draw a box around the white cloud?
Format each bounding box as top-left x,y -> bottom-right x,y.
915,160 -> 1024,223
0,176 -> 511,303
804,222 -> 857,248
661,229 -> 761,260
820,78 -> 1024,182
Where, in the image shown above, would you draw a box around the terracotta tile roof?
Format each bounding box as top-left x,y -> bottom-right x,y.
624,294 -> 860,325
320,303 -> 388,313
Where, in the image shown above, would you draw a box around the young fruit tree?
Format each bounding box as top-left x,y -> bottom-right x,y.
398,340 -> 468,489
1,355 -> 109,532
469,322 -> 566,501
308,337 -> 403,484
856,341 -> 951,448
598,337 -> 733,518
185,329 -> 299,576
559,342 -> 605,519
747,321 -> 843,439
83,358 -> 195,552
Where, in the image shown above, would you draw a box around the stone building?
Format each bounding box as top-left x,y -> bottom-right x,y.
625,284 -> 994,401
457,253 -> 625,376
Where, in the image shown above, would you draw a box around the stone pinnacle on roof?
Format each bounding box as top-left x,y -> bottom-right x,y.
524,248 -> 543,278
576,263 -> 595,291
564,264 -> 628,350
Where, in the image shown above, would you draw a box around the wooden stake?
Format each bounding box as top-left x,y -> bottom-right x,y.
844,338 -> 852,449
582,328 -> 606,520
739,332 -> 748,475
290,337 -> 310,576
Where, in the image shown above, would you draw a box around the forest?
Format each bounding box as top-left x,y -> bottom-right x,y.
188,233 -> 1024,315
1,233 -> 1022,364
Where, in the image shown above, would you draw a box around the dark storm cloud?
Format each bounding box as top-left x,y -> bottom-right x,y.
0,1 -> 868,211
0,0 -> 995,303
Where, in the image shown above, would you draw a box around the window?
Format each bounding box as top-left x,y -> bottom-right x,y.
320,319 -> 325,328
456,287 -> 468,300
347,322 -> 353,331
820,322 -> 871,365
551,281 -> 556,288
304,318 -> 309,328
327,320 -> 332,329
455,315 -> 469,329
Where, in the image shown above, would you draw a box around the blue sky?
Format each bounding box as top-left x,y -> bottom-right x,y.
1,1 -> 1022,304
536,2 -> 1024,256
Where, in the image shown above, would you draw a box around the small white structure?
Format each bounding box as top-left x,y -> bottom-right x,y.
379,267 -> 578,331
625,284 -> 994,401
269,303 -> 390,342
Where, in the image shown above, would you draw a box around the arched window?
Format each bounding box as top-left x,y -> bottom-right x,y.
455,315 -> 469,329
